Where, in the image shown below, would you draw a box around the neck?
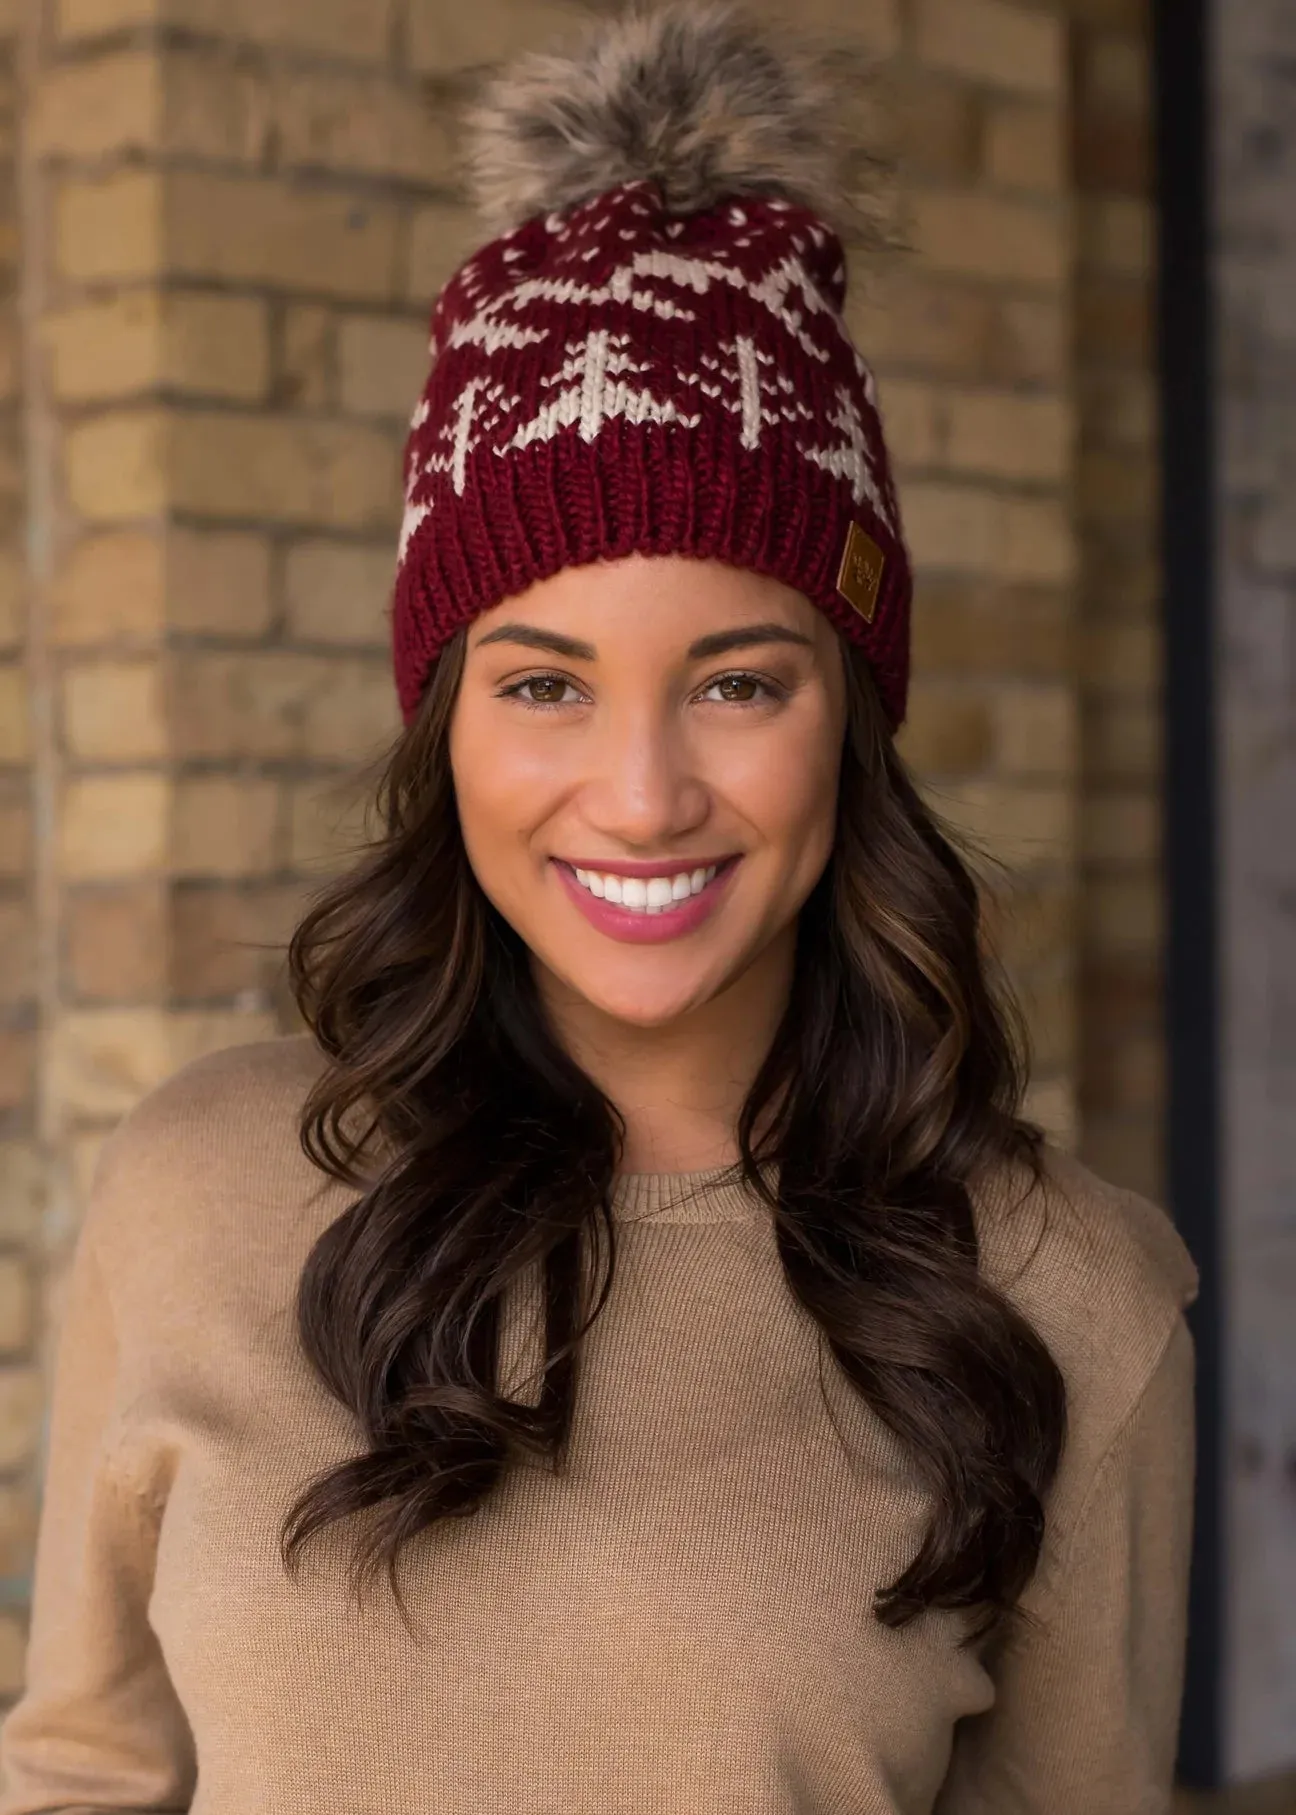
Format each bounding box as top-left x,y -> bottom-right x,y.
535,931 -> 796,1174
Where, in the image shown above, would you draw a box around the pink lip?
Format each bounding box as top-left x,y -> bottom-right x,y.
552,857 -> 741,945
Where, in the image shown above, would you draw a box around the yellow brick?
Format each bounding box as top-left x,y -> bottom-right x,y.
65,410 -> 166,522
1080,788 -> 1160,867
0,421 -> 20,503
59,0 -> 395,59
0,1027 -> 34,1117
167,1007 -> 278,1072
0,1141 -> 44,1244
287,774 -> 372,869
44,292 -> 160,403
0,1257 -> 33,1356
285,540 -> 393,646
59,773 -> 169,879
0,1368 -> 43,1470
280,306 -> 336,409
910,190 -> 1069,288
167,412 -> 400,532
166,528 -> 273,637
158,50 -> 260,162
1080,196 -> 1154,277
1081,619 -> 1161,694
1080,30 -> 1148,113
0,898 -> 34,1011
1085,698 -> 1161,785
0,1612 -> 25,1699
166,293 -> 269,401
0,792 -> 31,882
407,0 -> 589,73
945,390 -> 1072,483
406,206 -> 483,304
165,172 -> 400,302
62,660 -> 167,763
995,295 -> 1068,386
915,0 -> 1064,95
30,49 -> 160,159
47,1007 -> 175,1119
731,0 -> 901,52
0,1481 -> 39,1577
874,379 -> 942,469
1021,1077 -> 1075,1150
991,681 -> 1078,780
57,171 -> 161,282
1081,369 -> 1156,454
0,319 -> 17,406
173,776 -> 280,878
983,99 -> 1065,194
896,681 -> 994,776
171,649 -> 397,761
49,289 -> 268,407
338,316 -> 429,419
47,1008 -> 277,1122
268,68 -> 455,184
0,665 -> 28,764
58,0 -> 153,29
54,530 -> 165,646
299,659 -> 399,761
902,483 -> 1076,585
936,777 -> 1075,873
1082,876 -> 1162,957
0,550 -> 20,654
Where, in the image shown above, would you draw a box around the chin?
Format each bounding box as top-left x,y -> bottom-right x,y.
559,963 -> 722,1030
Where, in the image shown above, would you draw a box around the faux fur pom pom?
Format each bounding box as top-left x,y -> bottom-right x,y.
461,1 -> 879,238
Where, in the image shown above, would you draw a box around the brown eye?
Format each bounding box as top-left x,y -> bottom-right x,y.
711,674 -> 762,703
524,675 -> 571,704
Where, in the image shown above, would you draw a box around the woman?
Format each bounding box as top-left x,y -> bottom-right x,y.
0,5 -> 1199,1812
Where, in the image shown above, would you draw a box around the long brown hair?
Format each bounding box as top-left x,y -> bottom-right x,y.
280,630 -> 1067,1650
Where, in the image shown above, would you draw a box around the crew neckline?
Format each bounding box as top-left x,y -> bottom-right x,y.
608,1164 -> 774,1224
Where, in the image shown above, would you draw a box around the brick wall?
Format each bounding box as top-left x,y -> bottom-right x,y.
1214,0 -> 1296,1779
1065,0 -> 1164,1203
861,0 -> 1079,1149
0,0 -> 37,1698
0,0 -> 1091,1700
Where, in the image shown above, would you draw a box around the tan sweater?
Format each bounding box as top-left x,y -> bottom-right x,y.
0,1035 -> 1199,1815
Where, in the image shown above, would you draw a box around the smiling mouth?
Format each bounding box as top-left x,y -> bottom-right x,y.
557,859 -> 737,915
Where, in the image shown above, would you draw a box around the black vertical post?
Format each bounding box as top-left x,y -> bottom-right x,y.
1151,0 -> 1224,1791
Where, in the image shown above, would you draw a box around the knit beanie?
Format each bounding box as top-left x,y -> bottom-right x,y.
392,1 -> 913,731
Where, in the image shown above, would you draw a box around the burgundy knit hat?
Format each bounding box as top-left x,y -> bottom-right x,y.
392,2 -> 912,731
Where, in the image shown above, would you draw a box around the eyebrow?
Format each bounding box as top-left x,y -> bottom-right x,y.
473,621 -> 815,661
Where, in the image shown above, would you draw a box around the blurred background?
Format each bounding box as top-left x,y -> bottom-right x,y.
0,0 -> 1289,1803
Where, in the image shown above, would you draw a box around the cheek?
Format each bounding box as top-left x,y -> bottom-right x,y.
719,718 -> 842,857
449,704 -> 563,869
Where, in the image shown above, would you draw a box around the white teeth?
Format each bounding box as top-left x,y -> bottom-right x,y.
568,863 -> 721,913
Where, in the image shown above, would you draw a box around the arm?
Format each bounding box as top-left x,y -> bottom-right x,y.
0,1180 -> 197,1813
934,1312 -> 1197,1815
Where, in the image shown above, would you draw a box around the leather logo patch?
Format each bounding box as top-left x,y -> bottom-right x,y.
836,521 -> 886,623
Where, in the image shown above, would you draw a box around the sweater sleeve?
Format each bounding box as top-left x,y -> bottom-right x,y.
933,1311 -> 1197,1815
0,1196 -> 198,1813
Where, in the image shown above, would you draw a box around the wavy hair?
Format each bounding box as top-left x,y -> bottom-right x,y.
280,630 -> 1067,1651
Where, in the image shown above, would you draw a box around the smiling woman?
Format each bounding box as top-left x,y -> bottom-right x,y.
0,5 -> 1200,1815
449,560 -> 845,1060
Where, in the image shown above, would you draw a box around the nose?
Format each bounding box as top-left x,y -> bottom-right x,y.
578,698 -> 710,851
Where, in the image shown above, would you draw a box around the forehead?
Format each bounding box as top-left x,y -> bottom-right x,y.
468,554 -> 830,650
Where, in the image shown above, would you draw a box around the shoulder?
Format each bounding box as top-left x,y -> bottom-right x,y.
971,1140 -> 1199,1486
81,1033 -> 340,1288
